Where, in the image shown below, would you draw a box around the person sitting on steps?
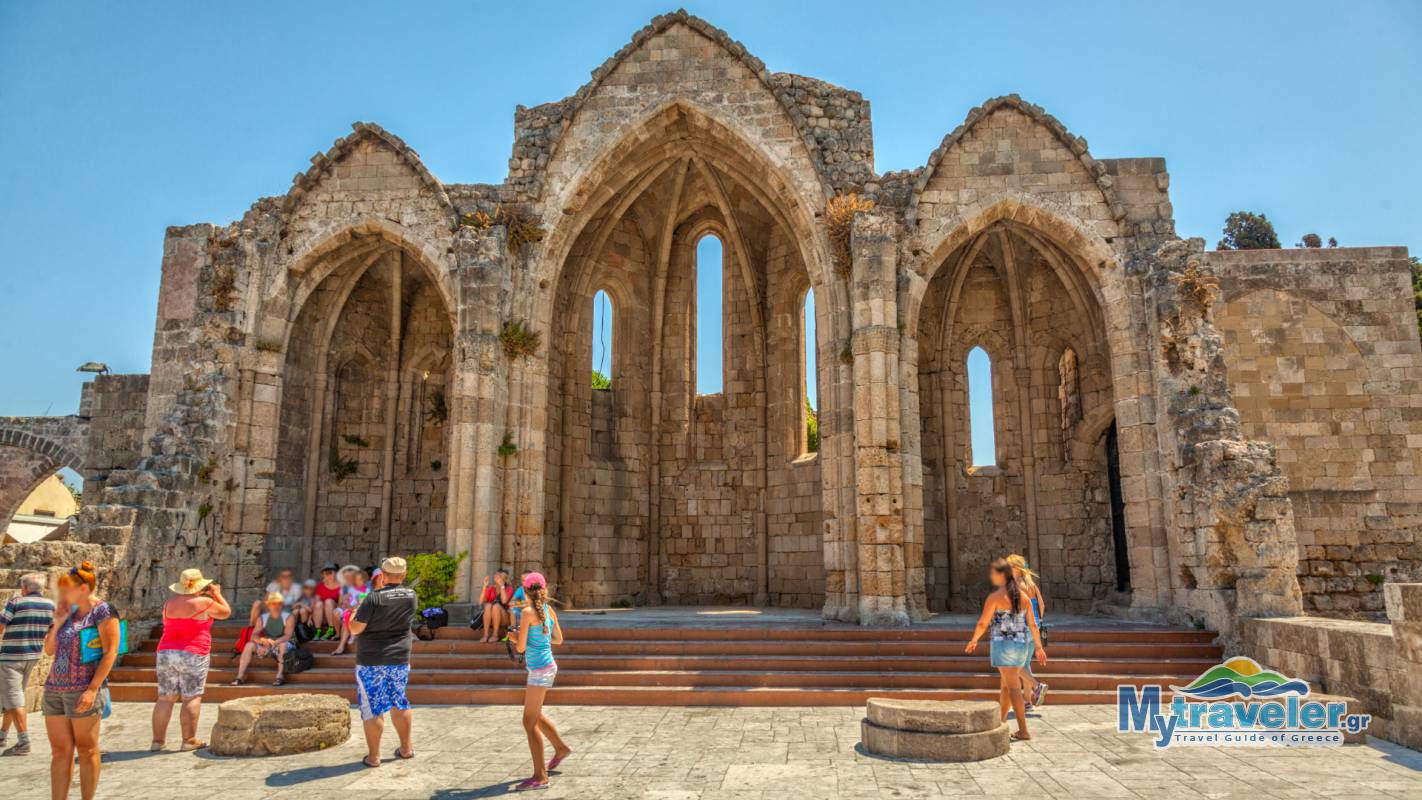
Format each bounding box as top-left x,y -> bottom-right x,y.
311,562 -> 343,641
231,592 -> 295,687
478,569 -> 512,643
247,568 -> 302,629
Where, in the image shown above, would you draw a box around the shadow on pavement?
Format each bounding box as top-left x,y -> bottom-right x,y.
430,783 -> 517,798
265,761 -> 366,786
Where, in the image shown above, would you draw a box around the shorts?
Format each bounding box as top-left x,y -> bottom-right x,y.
526,664 -> 557,688
253,640 -> 289,660
156,650 -> 210,698
990,638 -> 1032,668
0,660 -> 37,711
42,689 -> 102,719
355,664 -> 410,721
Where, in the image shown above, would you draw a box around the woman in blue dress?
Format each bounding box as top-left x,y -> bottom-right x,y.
513,572 -> 572,791
965,558 -> 1047,741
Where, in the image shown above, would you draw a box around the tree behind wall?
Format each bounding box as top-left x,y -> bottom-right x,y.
1412,255 -> 1421,338
1218,211 -> 1281,251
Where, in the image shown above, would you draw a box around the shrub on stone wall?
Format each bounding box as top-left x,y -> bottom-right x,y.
406,551 -> 468,611
827,193 -> 875,276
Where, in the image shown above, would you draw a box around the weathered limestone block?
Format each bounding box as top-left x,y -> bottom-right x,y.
860,720 -> 1009,761
1307,692 -> 1370,745
865,698 -> 1000,734
209,694 -> 351,757
860,698 -> 1009,761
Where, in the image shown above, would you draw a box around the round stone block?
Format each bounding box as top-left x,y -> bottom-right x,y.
210,693 -> 351,757
861,718 -> 1010,762
865,698 -> 1001,734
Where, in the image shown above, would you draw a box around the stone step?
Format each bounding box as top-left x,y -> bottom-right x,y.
108,665 -> 1198,692
190,623 -> 1218,645
81,505 -> 138,527
106,682 -> 1138,707
121,650 -> 1216,675
79,524 -> 133,545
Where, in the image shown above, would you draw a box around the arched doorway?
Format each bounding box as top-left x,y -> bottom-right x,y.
915,222 -> 1118,611
266,237 -> 455,574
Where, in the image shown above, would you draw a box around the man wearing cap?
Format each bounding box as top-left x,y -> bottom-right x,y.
348,556 -> 417,767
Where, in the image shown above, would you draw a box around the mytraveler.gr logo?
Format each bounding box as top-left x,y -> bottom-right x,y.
1117,656 -> 1371,748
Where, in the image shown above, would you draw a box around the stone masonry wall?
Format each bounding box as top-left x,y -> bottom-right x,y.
1211,247 -> 1422,616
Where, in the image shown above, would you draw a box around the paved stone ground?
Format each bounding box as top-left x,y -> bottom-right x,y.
6,703 -> 1421,799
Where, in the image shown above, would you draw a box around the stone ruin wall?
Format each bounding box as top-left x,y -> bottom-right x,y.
0,10 -> 1412,636
1209,247 -> 1422,615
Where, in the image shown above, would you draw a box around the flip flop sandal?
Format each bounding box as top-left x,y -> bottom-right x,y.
362,756 -> 381,768
181,739 -> 206,752
547,753 -> 570,771
1010,731 -> 1031,742
514,778 -> 549,791
149,741 -> 165,752
229,677 -> 245,686
272,677 -> 286,687
395,747 -> 415,760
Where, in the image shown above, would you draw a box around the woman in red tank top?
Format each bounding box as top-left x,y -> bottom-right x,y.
150,569 -> 230,751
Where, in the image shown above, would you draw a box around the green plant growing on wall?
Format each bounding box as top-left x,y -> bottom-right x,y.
425,390 -> 448,424
498,433 -> 518,458
1364,573 -> 1386,588
839,346 -> 854,366
500,319 -> 543,360
330,454 -> 359,482
342,434 -> 371,448
197,501 -> 214,521
196,458 -> 218,484
406,551 -> 468,611
223,477 -> 238,492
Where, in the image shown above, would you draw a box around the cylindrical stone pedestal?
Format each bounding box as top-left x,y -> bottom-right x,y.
860,698 -> 1010,761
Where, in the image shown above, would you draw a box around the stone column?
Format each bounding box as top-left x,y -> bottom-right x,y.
848,212 -> 910,626
1384,582 -> 1422,750
447,226 -> 511,600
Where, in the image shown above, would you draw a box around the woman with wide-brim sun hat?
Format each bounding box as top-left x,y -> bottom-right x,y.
513,571 -> 571,791
150,568 -> 231,751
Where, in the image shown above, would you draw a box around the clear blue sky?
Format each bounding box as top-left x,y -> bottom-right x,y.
2,1 -> 1419,420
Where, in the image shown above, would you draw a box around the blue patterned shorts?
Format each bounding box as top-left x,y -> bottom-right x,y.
355,664 -> 410,720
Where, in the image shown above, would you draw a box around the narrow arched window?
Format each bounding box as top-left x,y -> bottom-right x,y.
966,346 -> 997,468
695,235 -> 724,394
591,290 -> 613,389
1058,347 -> 1081,434
803,288 -> 819,454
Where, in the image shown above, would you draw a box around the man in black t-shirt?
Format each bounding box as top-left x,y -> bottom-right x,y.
348,556 -> 417,768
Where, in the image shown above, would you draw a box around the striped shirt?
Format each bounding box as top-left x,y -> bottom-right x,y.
0,593 -> 55,661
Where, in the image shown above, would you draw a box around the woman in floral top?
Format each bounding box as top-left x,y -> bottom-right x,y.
43,560 -> 120,800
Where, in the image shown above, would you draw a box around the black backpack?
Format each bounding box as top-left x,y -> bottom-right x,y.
283,646 -> 315,674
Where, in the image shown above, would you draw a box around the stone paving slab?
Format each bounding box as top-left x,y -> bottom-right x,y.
5,703 -> 1420,798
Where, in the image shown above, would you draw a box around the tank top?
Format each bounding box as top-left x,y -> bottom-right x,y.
157,612 -> 215,656
988,608 -> 1030,643
260,611 -> 288,639
524,604 -> 555,671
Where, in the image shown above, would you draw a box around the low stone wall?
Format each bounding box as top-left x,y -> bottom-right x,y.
1238,582 -> 1422,750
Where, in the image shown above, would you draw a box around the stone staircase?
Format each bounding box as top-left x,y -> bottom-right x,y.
108,621 -> 1220,706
